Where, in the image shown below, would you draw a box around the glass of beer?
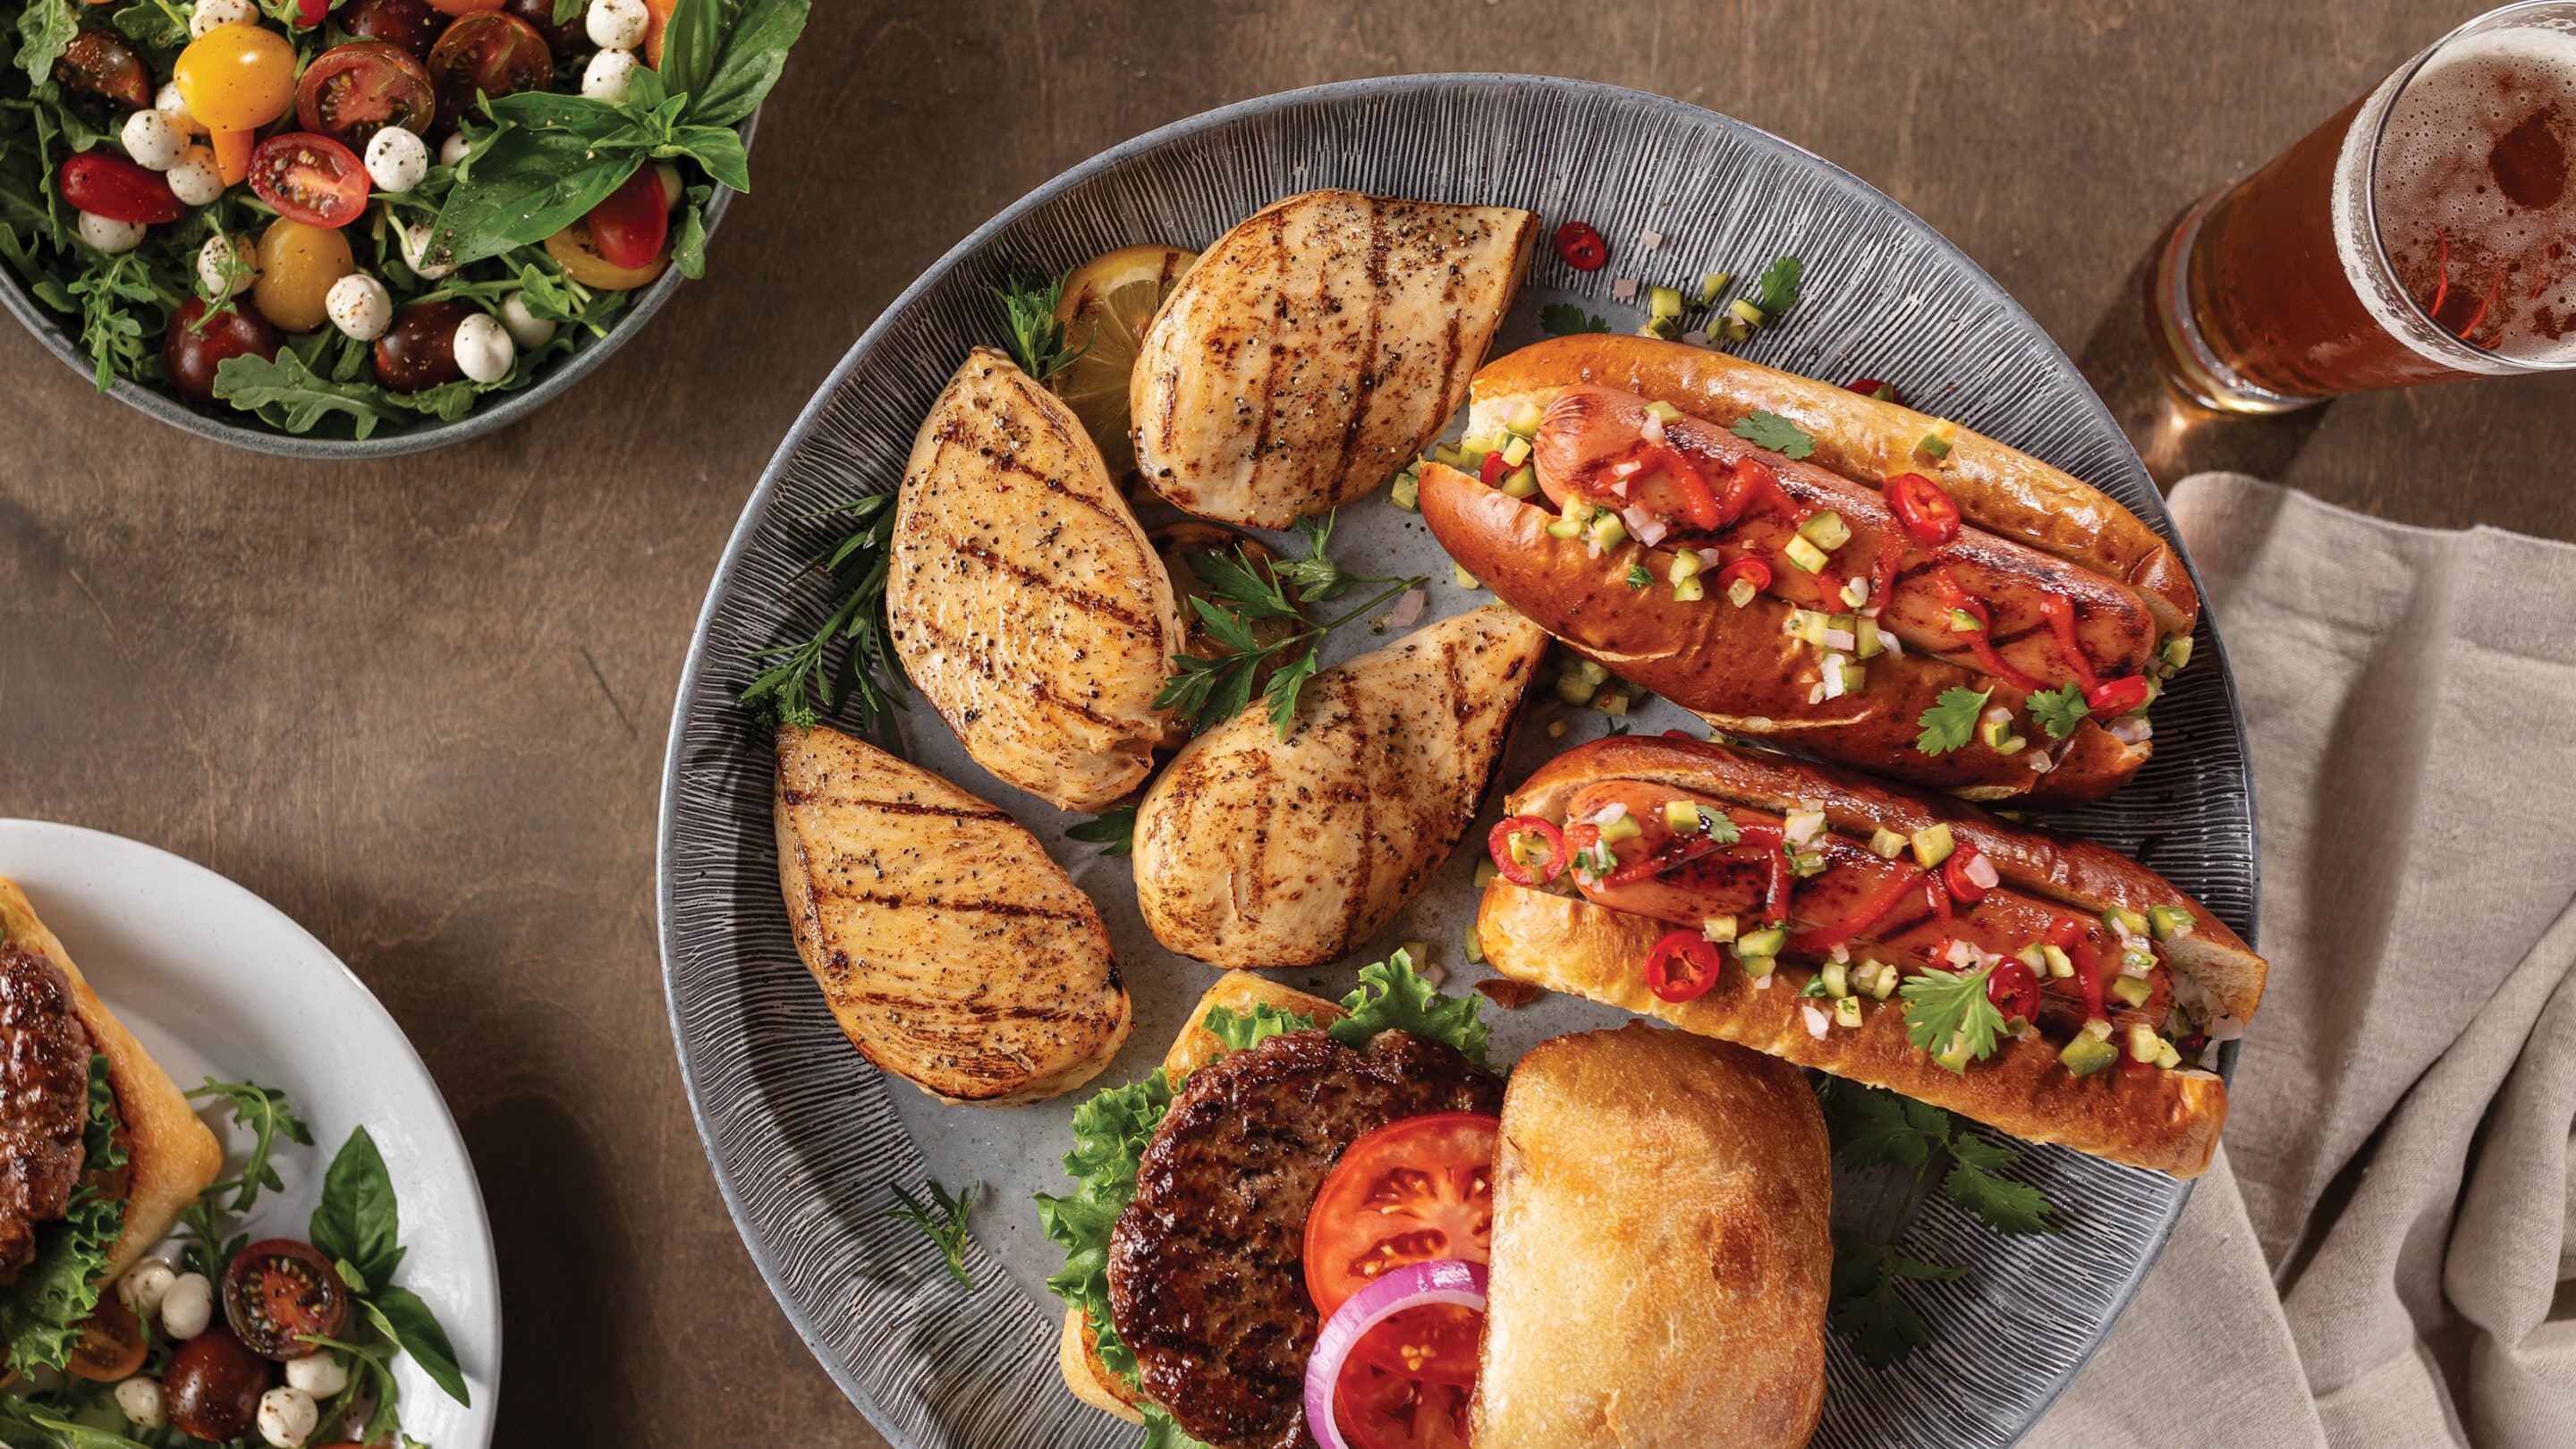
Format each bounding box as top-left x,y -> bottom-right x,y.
2148,1 -> 2576,412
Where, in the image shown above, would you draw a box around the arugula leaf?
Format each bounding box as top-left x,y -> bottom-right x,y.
1065,806 -> 1136,856
1755,255 -> 1803,316
2025,683 -> 2090,741
109,0 -> 191,47
0,1056 -> 125,1373
363,1284 -> 470,1406
13,0 -> 76,89
309,1125 -> 404,1289
1200,1002 -> 1320,1055
1538,301 -> 1608,335
189,1077 -> 315,1213
1898,962 -> 2007,1070
688,0 -> 811,129
880,1179 -> 980,1290
1033,1069 -> 1174,1387
1329,950 -> 1490,1067
1913,685 -> 1991,755
1944,1140 -> 2055,1235
212,350 -> 399,437
1729,410 -> 1816,460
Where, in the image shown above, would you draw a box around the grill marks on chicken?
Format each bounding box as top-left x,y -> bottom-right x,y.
773,724 -> 1133,1106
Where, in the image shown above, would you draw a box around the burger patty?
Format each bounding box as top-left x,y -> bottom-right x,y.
1106,1030 -> 1503,1449
0,944 -> 93,1284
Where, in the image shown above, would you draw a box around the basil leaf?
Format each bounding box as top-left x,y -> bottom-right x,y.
671,202 -> 708,279
688,0 -> 809,128
428,123 -> 646,269
309,1126 -> 406,1289
661,123 -> 749,191
656,0 -> 725,102
363,1288 -> 470,1408
553,0 -> 585,21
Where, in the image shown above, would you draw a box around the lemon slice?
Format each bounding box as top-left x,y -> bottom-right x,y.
1052,242 -> 1197,479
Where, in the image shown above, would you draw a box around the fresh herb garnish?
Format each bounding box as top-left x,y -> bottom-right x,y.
1913,685 -> 1992,755
1624,562 -> 1652,589
11,0 -> 76,87
738,493 -> 906,740
1754,254 -> 1803,316
2025,683 -> 2091,741
1152,511 -> 1425,741
1897,962 -> 2008,1070
881,1179 -> 979,1290
1539,301 -> 1610,335
304,1127 -> 470,1421
187,1078 -> 315,1213
1065,806 -> 1137,857
991,269 -> 1089,381
1729,410 -> 1816,460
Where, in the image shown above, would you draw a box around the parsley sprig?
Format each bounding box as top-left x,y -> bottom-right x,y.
1153,513 -> 1425,741
881,1179 -> 979,1290
738,493 -> 907,740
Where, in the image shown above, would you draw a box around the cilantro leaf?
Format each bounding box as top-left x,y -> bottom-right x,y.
1539,302 -> 1609,335
1730,411 -> 1816,460
1065,807 -> 1136,856
1820,1080 -> 1952,1171
1755,255 -> 1803,316
1200,1003 -> 1320,1055
1329,950 -> 1490,1068
1695,805 -> 1741,844
1898,963 -> 2007,1070
1827,1231 -> 1955,1368
1944,1155 -> 2055,1235
1914,685 -> 1992,755
2025,683 -> 2091,741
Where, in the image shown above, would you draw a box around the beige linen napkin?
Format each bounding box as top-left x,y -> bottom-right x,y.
2027,474 -> 2576,1449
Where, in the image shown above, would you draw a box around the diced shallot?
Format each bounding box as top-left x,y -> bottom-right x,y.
1801,1004 -> 1831,1038
1625,508 -> 1667,547
1590,801 -> 1630,827
1945,938 -> 1980,968
1390,588 -> 1427,629
1640,411 -> 1666,443
1962,853 -> 2000,891
2109,717 -> 2154,746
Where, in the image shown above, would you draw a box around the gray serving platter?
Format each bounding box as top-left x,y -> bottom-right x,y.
658,74 -> 2258,1449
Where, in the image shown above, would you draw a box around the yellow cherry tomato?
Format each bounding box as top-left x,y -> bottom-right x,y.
545,218 -> 669,291
173,22 -> 298,133
254,217 -> 355,334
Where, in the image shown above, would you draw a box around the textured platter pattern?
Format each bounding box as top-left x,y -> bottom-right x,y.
659,74 -> 2256,1449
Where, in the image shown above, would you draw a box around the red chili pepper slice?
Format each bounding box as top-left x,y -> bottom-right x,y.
1715,557 -> 1772,604
1931,568 -> 2044,693
1942,845 -> 1991,904
2038,594 -> 2101,691
1987,959 -> 2040,1020
1644,929 -> 1725,1004
1479,449 -> 1511,487
1884,472 -> 1962,551
1845,377 -> 1906,405
1786,866 -> 1926,954
2086,675 -> 2152,718
1487,816 -> 1567,887
1552,221 -> 1609,271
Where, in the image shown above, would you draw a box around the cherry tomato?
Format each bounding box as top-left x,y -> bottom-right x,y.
2086,675 -> 2152,718
1485,815 -> 1565,888
296,41 -> 437,147
54,30 -> 152,110
292,0 -> 332,25
58,153 -> 181,225
585,166 -> 669,271
173,21 -> 299,132
165,1327 -> 274,1441
1305,1113 -> 1498,1386
253,216 -> 356,333
1552,220 -> 1608,271
1884,470 -> 1963,551
1942,845 -> 1991,905
165,296 -> 281,405
1845,377 -> 1906,404
64,1298 -> 148,1383
503,0 -> 583,55
223,1239 -> 351,1360
340,0 -> 445,60
425,0 -> 507,13
642,0 -> 675,67
428,13 -> 554,126
249,132 -> 369,228
374,298 -> 472,390
1987,958 -> 2041,1021
1331,1358 -> 1473,1449
543,216 -> 667,289
1644,928 -> 1726,1004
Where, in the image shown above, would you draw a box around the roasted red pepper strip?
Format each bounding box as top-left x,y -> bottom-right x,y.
1604,834 -> 1725,887
1931,568 -> 2044,692
1786,866 -> 1927,954
2048,916 -> 2105,1016
1644,929 -> 1726,1003
1866,538 -> 1907,615
2037,594 -> 2101,691
1486,816 -> 1567,887
1648,442 -> 1723,530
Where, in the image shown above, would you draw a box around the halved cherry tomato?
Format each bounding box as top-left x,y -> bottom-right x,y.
55,30 -> 152,109
428,13 -> 553,126
65,1298 -> 148,1382
341,0 -> 445,60
222,1239 -> 350,1360
544,216 -> 668,289
1486,816 -> 1565,888
374,298 -> 472,390
1644,928 -> 1725,1003
425,0 -> 507,13
1883,471 -> 1962,550
585,166 -> 669,271
1332,1359 -> 1473,1449
1845,377 -> 1906,404
1552,220 -> 1607,271
296,41 -> 437,147
1987,958 -> 2041,1021
1305,1112 -> 1498,1386
249,133 -> 369,228
2086,675 -> 2152,718
58,153 -> 182,225
1942,845 -> 1991,905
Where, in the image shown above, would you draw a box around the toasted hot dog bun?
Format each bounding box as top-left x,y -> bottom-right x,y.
0,881 -> 225,1281
1057,971 -> 1347,1423
1473,1023 -> 1830,1449
1475,737 -> 2264,1178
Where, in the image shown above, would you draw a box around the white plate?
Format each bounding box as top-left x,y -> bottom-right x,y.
0,820 -> 501,1448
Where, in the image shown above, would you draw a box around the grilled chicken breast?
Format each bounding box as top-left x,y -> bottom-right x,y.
1132,606 -> 1550,969
888,348 -> 1183,813
1131,191 -> 1538,528
774,724 -> 1133,1106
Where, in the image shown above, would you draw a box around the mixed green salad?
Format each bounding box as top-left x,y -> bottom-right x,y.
0,0 -> 807,440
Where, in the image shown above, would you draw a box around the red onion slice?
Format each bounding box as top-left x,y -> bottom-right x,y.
1301,1258 -> 1489,1449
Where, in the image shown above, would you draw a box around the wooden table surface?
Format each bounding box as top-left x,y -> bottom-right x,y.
4,2 -> 2568,1443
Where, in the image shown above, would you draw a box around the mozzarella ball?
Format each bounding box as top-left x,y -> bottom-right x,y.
363,126 -> 428,194
159,1271 -> 213,1340
580,47 -> 637,104
398,222 -> 455,281
122,108 -> 185,171
114,1377 -> 165,1429
191,0 -> 259,38
498,291 -> 557,349
167,146 -> 225,206
117,1259 -> 177,1320
439,131 -> 473,167
587,0 -> 650,50
256,1386 -> 318,1449
283,1352 -> 348,1397
453,312 -> 515,383
155,81 -> 200,133
326,273 -> 394,341
78,211 -> 147,255
197,233 -> 256,298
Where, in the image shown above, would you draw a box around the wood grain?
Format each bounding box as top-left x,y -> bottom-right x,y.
0,3 -> 2564,1444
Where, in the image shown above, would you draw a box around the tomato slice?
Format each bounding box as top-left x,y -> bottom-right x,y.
1331,1358 -> 1474,1449
296,41 -> 437,146
428,13 -> 555,126
586,166 -> 670,271
1884,471 -> 1962,550
58,153 -> 182,225
1304,1113 -> 1497,1386
65,1298 -> 148,1382
249,133 -> 369,228
221,1239 -> 351,1360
